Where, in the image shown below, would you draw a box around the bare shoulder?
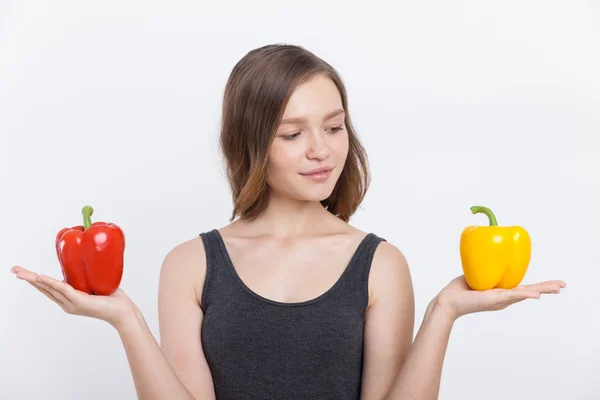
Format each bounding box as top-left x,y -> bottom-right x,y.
157,235 -> 217,399
361,238 -> 415,398
372,240 -> 409,270
159,235 -> 208,306
368,239 -> 414,308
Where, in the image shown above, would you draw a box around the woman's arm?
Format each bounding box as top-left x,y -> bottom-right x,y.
361,242 -> 565,400
12,237 -> 216,400
115,307 -> 198,400
116,238 -> 216,400
360,239 -> 452,400
360,242 -> 415,399
382,298 -> 454,399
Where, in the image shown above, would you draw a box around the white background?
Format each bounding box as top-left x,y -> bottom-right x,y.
1,1 -> 599,399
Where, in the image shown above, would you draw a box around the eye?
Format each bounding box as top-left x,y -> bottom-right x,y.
326,125 -> 344,133
282,132 -> 301,141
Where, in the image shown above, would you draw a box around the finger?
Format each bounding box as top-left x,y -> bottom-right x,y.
11,266 -> 45,279
11,266 -> 29,275
13,268 -> 40,282
34,281 -> 71,305
530,283 -> 562,294
487,289 -> 538,310
23,281 -> 69,313
501,288 -> 541,303
519,280 -> 566,292
26,280 -> 61,302
36,275 -> 79,302
15,272 -> 73,309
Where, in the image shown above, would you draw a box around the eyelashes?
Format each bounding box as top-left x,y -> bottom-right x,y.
282,125 -> 344,141
282,132 -> 301,141
327,126 -> 344,134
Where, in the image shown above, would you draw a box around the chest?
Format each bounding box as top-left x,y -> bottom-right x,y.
220,234 -> 365,304
201,291 -> 366,399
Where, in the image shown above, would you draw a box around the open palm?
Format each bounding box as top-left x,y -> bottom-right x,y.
436,275 -> 566,321
11,266 -> 137,328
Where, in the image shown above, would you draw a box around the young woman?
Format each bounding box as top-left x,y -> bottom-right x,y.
11,44 -> 565,400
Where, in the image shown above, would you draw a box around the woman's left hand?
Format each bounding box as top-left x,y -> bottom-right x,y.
434,275 -> 566,322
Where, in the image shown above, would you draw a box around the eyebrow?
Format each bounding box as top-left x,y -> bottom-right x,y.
280,108 -> 345,125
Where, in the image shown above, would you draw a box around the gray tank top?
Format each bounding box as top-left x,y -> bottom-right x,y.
199,229 -> 386,399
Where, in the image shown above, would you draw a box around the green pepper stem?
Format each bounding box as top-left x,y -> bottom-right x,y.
82,205 -> 94,229
470,206 -> 498,226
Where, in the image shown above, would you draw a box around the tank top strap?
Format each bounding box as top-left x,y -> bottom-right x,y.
198,229 -> 234,313
339,232 -> 387,305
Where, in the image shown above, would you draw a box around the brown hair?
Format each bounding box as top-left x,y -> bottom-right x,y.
219,44 -> 370,222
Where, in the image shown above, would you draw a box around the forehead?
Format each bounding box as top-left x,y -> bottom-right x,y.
282,75 -> 343,119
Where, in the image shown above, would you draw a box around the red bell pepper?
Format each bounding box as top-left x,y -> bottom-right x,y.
55,205 -> 125,295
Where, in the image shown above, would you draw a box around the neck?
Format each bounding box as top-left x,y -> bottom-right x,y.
239,192 -> 334,239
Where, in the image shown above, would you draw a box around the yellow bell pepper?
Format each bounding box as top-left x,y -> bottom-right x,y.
460,206 -> 531,291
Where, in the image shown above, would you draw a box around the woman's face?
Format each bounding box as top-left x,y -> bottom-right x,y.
266,75 -> 349,202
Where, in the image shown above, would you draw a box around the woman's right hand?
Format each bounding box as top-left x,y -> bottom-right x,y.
11,265 -> 138,329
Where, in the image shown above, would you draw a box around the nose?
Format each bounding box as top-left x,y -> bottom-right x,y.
306,131 -> 331,160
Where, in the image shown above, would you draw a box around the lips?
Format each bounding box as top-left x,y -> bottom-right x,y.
300,166 -> 333,176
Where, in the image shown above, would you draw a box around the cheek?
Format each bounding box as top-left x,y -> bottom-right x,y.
269,145 -> 290,170
332,132 -> 350,161
267,143 -> 301,179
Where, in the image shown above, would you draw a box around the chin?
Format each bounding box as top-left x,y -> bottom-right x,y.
294,186 -> 336,202
302,194 -> 331,202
